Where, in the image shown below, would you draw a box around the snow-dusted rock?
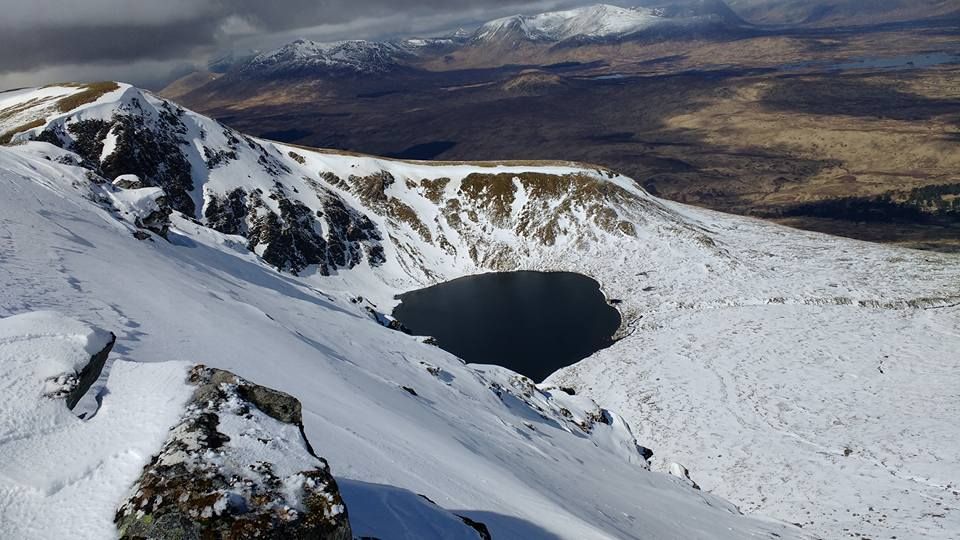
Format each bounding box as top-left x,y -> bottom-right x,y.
107,185 -> 172,238
669,462 -> 701,490
0,311 -> 115,413
0,312 -> 194,540
113,174 -> 144,189
116,365 -> 352,540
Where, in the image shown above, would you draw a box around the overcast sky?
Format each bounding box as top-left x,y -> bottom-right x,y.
0,0 -> 609,90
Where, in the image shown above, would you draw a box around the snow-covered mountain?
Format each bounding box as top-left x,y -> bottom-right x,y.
240,39 -> 420,76
236,31 -> 474,77
0,83 -> 811,539
1,81 -> 959,539
472,2 -> 746,46
206,3 -> 746,80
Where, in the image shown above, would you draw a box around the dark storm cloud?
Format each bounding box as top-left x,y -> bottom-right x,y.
0,21 -> 221,72
0,0 -> 594,82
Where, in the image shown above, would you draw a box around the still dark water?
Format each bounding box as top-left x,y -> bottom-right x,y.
387,141 -> 458,160
392,271 -> 621,382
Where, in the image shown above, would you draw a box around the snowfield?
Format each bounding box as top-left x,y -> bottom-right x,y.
0,82 -> 957,539
0,312 -> 193,539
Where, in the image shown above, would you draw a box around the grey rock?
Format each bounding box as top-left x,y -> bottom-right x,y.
115,365 -> 352,540
113,175 -> 145,190
65,333 -> 116,410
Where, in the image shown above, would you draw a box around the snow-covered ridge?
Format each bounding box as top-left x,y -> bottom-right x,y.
223,3 -> 745,78
0,83 -> 811,539
475,4 -> 664,43
242,39 -> 420,75
238,32 -> 476,76
472,2 -> 744,45
1,81 -> 959,538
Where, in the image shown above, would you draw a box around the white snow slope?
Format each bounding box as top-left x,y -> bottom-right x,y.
0,85 -> 804,539
1,81 -> 958,539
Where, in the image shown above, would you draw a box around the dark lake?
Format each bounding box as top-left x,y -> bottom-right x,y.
783,52 -> 959,73
387,141 -> 458,160
392,271 -> 621,382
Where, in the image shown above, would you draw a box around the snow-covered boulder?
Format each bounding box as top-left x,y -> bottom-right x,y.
669,462 -> 701,490
0,311 -> 115,414
112,174 -> 144,190
0,312 -> 195,540
107,185 -> 172,238
115,365 -> 352,540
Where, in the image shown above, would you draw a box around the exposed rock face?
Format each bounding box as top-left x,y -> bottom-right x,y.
206,186 -> 384,275
246,195 -> 330,274
61,334 -> 116,410
456,515 -> 492,540
107,185 -> 173,239
669,462 -> 701,490
203,188 -> 248,235
38,99 -> 197,216
113,174 -> 145,190
115,366 -> 352,540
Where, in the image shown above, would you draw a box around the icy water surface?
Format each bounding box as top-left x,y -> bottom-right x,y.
393,271 -> 621,382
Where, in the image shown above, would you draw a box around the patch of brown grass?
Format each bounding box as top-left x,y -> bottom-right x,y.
459,173 -> 518,226
0,118 -> 44,145
388,198 -> 432,243
0,97 -> 53,123
55,82 -> 119,113
419,177 -> 450,203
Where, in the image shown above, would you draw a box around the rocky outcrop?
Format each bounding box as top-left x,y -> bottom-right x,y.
55,333 -> 116,410
204,188 -> 249,235
37,98 -> 197,216
669,462 -> 701,490
207,186 -> 384,275
115,366 -> 352,540
107,182 -> 173,239
113,174 -> 145,190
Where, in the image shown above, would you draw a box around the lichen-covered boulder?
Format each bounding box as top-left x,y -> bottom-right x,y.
115,366 -> 352,540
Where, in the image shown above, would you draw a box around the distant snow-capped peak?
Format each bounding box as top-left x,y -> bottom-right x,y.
473,4 -> 664,43
471,2 -> 743,44
243,39 -> 415,74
